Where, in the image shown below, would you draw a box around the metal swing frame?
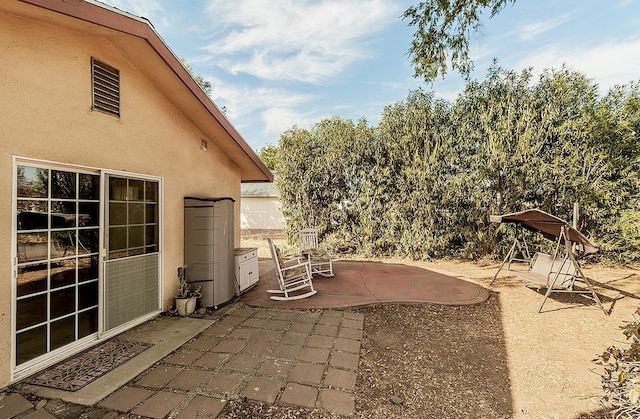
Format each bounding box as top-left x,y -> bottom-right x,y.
491,209 -> 606,314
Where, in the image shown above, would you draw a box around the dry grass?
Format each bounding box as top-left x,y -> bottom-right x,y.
241,229 -> 289,259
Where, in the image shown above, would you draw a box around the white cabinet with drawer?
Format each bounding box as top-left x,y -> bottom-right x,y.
235,247 -> 259,294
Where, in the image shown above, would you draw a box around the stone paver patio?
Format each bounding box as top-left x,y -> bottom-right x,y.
97,305 -> 363,417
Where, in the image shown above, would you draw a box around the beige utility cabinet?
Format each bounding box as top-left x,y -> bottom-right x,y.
184,197 -> 235,308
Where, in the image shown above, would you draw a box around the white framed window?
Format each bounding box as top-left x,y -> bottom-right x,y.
106,177 -> 159,259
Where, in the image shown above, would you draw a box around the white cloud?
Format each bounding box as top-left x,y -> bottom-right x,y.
517,13 -> 575,42
617,0 -> 634,7
205,75 -> 320,136
516,37 -> 640,91
201,0 -> 401,83
261,107 -> 320,138
209,80 -> 314,119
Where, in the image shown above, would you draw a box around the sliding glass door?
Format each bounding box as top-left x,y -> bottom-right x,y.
15,165 -> 100,366
13,163 -> 162,374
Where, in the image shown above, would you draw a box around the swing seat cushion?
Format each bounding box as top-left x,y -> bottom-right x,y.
511,252 -> 577,289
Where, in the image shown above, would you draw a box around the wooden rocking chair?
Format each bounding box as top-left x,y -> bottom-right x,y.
299,228 -> 334,277
267,238 -> 317,301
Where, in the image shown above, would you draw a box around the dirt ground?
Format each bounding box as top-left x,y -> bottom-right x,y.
241,231 -> 640,418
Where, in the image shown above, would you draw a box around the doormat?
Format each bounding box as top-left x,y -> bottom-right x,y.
24,339 -> 153,392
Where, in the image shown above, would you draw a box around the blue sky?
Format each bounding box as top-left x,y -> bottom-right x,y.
97,0 -> 640,151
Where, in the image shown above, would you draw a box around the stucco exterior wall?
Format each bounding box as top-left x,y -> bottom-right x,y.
241,197 -> 285,230
0,10 -> 241,387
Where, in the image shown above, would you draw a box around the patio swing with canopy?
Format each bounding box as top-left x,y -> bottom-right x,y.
490,208 -> 606,314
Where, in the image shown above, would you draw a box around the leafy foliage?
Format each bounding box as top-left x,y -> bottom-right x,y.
403,0 -> 515,82
594,311 -> 640,418
274,65 -> 640,262
176,266 -> 202,298
257,143 -> 279,170
178,56 -> 212,96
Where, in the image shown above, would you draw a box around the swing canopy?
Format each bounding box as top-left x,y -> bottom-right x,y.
490,208 -> 598,254
490,208 -> 605,314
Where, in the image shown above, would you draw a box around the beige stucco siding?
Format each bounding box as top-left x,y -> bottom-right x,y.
241,197 -> 285,229
0,10 -> 241,387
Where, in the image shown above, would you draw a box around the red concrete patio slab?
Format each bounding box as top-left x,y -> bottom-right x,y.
241,260 -> 489,309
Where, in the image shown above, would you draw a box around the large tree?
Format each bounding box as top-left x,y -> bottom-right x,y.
257,144 -> 279,170
275,67 -> 640,261
403,0 -> 515,82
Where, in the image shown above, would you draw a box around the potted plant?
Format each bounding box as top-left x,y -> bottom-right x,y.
175,266 -> 202,316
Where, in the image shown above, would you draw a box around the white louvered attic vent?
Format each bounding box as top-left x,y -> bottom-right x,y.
91,58 -> 120,117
